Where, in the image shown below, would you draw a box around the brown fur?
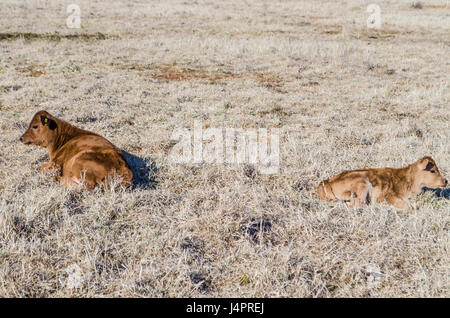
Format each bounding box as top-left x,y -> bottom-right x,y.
20,110 -> 133,189
317,157 -> 447,210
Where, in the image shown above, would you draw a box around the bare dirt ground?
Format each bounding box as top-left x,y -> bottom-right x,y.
0,0 -> 448,297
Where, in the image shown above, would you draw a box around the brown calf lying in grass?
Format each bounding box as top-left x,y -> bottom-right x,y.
20,110 -> 133,189
317,157 -> 447,210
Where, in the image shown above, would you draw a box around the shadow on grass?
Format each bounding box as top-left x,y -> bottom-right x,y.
422,187 -> 450,200
122,151 -> 158,189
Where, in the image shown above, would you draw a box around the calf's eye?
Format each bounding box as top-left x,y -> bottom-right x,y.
430,170 -> 435,174
32,125 -> 38,129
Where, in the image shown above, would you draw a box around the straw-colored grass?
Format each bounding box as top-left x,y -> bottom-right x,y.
0,0 -> 448,297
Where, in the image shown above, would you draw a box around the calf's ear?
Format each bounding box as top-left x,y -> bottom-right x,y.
40,115 -> 57,130
424,162 -> 434,171
417,157 -> 434,171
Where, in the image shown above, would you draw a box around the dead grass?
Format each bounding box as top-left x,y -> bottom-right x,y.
0,0 -> 448,298
0,32 -> 111,41
148,65 -> 238,83
425,5 -> 447,9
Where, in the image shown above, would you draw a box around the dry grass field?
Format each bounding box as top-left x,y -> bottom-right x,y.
0,0 -> 449,297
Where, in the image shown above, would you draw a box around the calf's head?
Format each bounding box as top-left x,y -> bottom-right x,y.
414,156 -> 447,189
20,111 -> 58,147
